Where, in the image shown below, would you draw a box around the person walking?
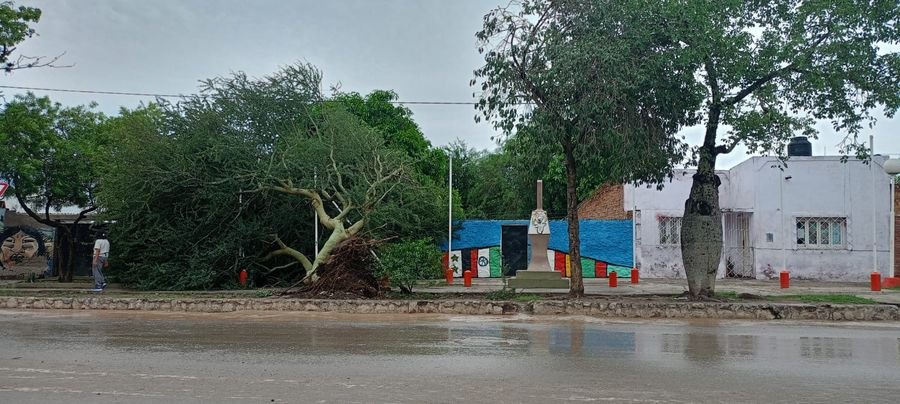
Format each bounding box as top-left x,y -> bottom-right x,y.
92,231 -> 110,291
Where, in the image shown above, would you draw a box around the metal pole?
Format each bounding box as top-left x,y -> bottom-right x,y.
314,168 -> 319,257
780,174 -> 785,272
871,135 -> 877,274
631,183 -> 636,268
448,154 -> 453,264
891,175 -> 896,277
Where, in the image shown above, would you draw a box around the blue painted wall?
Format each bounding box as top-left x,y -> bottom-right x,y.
440,219 -> 633,267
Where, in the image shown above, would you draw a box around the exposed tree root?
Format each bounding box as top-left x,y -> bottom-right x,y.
282,237 -> 385,298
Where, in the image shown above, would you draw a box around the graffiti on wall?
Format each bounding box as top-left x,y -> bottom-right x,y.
0,226 -> 53,278
441,220 -> 633,279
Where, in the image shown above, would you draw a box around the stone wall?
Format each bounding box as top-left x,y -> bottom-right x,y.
1,297 -> 897,321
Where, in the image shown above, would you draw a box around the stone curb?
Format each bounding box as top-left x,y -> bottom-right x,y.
2,296 -> 899,321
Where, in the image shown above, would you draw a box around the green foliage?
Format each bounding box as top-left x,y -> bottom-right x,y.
376,239 -> 444,294
332,90 -> 453,240
0,93 -> 107,280
474,0 -> 704,295
483,289 -> 543,301
783,294 -> 878,305
657,0 -> 900,297
0,93 -> 107,209
254,289 -> 274,298
665,0 -> 899,160
0,1 -> 41,71
99,64 -> 450,290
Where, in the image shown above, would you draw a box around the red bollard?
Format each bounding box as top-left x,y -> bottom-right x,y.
463,270 -> 473,287
445,269 -> 454,285
779,271 -> 789,289
871,272 -> 882,291
630,268 -> 639,284
609,271 -> 618,288
239,268 -> 248,287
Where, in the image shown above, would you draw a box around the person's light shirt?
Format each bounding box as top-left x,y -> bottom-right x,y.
94,239 -> 110,257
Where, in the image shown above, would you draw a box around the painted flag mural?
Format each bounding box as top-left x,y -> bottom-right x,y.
477,249 -> 490,278
440,219 -> 634,279
449,250 -> 462,277
489,247 -> 502,277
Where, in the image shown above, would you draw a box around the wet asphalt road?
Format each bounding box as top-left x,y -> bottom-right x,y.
0,311 -> 898,403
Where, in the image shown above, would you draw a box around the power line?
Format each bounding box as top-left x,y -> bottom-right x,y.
0,84 -> 483,105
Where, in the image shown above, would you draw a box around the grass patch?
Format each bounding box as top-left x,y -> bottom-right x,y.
485,289 -> 517,301
782,294 -> 878,305
416,279 -> 445,288
483,289 -> 543,302
714,291 -> 739,300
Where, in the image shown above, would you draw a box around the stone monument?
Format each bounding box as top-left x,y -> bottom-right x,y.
508,180 -> 570,289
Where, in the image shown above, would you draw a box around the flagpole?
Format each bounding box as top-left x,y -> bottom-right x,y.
447,154 -> 453,270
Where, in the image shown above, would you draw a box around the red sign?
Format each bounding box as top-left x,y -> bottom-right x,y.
0,182 -> 8,198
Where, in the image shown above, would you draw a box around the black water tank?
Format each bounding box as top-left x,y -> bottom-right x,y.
787,136 -> 812,157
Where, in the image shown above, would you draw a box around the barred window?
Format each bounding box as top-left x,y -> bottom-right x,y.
658,216 -> 682,245
796,217 -> 847,249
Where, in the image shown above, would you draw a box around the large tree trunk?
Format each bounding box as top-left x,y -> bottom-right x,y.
681,114 -> 722,298
564,142 -> 584,297
307,223 -> 351,281
55,226 -> 75,283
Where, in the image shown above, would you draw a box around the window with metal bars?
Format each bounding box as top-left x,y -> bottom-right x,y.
795,217 -> 847,249
658,216 -> 682,245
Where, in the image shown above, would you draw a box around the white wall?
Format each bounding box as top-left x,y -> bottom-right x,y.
627,170 -> 730,279
739,157 -> 892,281
627,157 -> 893,281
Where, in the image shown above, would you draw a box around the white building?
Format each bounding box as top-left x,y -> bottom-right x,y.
625,154 -> 894,281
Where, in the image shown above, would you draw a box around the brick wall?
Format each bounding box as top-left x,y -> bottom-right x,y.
578,183 -> 631,219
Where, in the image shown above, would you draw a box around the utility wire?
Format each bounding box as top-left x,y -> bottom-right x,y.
0,84 -> 487,105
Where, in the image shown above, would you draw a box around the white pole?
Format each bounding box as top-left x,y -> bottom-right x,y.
780,173 -> 785,272
872,135 -> 877,274
631,183 -> 636,268
314,168 -> 319,257
448,154 -> 453,264
891,175 -> 895,278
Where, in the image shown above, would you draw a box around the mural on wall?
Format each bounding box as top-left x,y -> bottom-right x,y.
0,226 -> 53,278
441,220 -> 633,278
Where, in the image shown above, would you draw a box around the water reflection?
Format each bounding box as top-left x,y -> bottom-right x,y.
1,313 -> 898,368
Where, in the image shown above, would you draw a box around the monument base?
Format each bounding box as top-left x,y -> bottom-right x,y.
508,271 -> 570,289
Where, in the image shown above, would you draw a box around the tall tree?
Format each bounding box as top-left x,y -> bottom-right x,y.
100,64 -> 451,290
474,0 -> 702,296
673,0 -> 900,298
0,93 -> 107,281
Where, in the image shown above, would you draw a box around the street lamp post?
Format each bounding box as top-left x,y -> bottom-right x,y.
883,157 -> 900,286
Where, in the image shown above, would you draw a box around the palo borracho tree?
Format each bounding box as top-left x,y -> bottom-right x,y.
671,0 -> 900,298
473,0 -> 703,296
0,93 -> 107,282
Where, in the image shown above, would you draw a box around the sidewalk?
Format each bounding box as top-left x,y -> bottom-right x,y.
418,278 -> 900,305
2,277 -> 899,305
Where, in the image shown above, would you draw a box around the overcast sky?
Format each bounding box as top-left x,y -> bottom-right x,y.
6,0 -> 899,169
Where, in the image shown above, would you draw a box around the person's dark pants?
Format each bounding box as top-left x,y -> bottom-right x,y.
92,257 -> 107,289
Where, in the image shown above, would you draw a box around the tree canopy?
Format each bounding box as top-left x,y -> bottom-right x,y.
670,0 -> 900,298
0,93 -> 108,281
98,64 -> 452,290
474,0 -> 704,295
